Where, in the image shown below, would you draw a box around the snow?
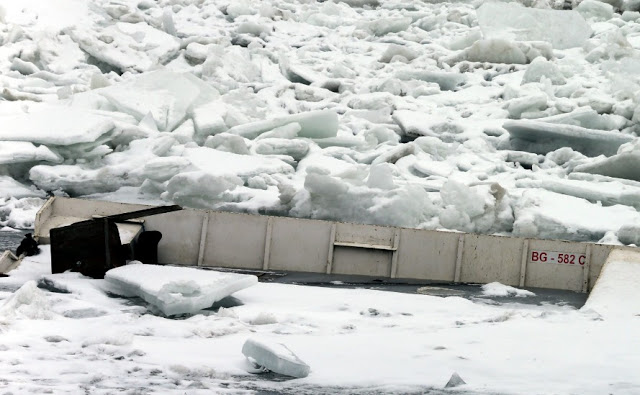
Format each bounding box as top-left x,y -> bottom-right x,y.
104,262 -> 258,316
582,249 -> 640,317
0,249 -> 637,393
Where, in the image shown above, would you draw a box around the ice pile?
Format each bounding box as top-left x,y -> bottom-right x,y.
0,281 -> 54,323
104,263 -> 258,316
242,337 -> 311,378
2,0 -> 640,244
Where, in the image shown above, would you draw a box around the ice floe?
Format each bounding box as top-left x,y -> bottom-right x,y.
104,262 -> 258,316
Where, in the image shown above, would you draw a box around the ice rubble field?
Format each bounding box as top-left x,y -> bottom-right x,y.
0,247 -> 637,394
3,0 -> 640,244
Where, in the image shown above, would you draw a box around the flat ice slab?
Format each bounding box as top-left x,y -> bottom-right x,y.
504,119 -> 634,157
0,107 -> 115,146
242,337 -> 311,378
104,263 -> 258,316
582,249 -> 640,318
574,151 -> 640,182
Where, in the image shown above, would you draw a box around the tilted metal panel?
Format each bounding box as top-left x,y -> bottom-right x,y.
201,211 -> 268,269
394,228 -> 459,281
268,216 -> 332,272
588,244 -> 616,291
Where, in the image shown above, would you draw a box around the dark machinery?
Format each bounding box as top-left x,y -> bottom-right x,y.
50,205 -> 182,279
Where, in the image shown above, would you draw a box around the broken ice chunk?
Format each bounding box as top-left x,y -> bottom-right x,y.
513,189 -> 640,241
504,119 -> 634,157
242,337 -> 310,378
395,70 -> 466,91
573,151 -> 640,182
184,147 -> 294,178
227,110 -> 338,140
0,176 -> 46,199
0,107 -> 115,146
0,142 -> 62,165
522,57 -> 567,85
445,372 -> 466,388
481,282 -> 535,297
366,17 -> 412,36
253,139 -> 310,161
67,22 -> 180,73
104,263 -> 258,316
99,70 -> 220,132
0,281 -> 55,322
477,2 -> 592,50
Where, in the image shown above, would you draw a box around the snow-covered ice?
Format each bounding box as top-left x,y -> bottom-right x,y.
582,249 -> 640,317
242,337 -> 311,378
104,262 -> 258,316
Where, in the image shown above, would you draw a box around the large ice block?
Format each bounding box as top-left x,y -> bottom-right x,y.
226,110 -> 338,139
0,107 -> 115,146
582,249 -> 640,318
0,142 -> 62,165
67,22 -> 180,73
99,70 -> 220,132
477,2 -> 592,50
573,151 -> 640,182
104,263 -> 258,316
504,119 -> 634,156
242,337 -> 310,378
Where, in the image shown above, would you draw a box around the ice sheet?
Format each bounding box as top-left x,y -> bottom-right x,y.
104,263 -> 258,316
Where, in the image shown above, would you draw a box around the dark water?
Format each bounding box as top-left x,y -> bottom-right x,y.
255,271 -> 589,309
0,229 -> 29,254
